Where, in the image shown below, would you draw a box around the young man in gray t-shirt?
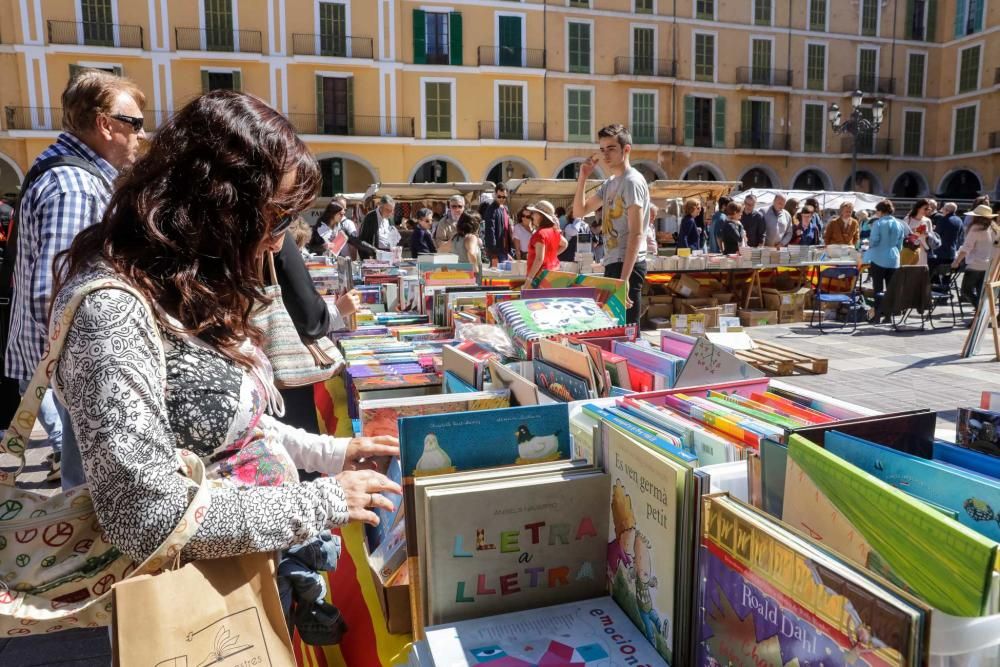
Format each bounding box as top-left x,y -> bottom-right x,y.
572,124 -> 649,325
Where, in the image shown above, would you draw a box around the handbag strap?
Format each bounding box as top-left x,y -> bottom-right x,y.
265,250 -> 278,287
1,276 -> 168,485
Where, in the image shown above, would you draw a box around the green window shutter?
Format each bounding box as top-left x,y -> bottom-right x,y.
413,9 -> 426,64
954,0 -> 967,37
905,0 -> 914,38
926,0 -> 937,41
232,70 -> 242,91
316,76 -> 325,133
972,0 -> 984,32
740,99 -> 751,136
714,96 -> 726,147
201,70 -> 210,93
346,77 -> 354,135
683,95 -> 695,146
449,12 -> 463,66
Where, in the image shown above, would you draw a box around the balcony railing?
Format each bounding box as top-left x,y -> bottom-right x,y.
613,57 -> 676,77
631,126 -> 677,145
478,121 -> 546,141
175,27 -> 262,53
841,136 -> 891,155
4,107 -> 61,131
736,67 -> 792,87
842,75 -> 895,95
477,46 -> 546,68
286,114 -> 414,137
4,107 -> 171,132
47,20 -> 144,49
290,34 -> 374,59
735,131 -> 789,150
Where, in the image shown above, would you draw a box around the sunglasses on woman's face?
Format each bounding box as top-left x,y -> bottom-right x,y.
270,210 -> 296,238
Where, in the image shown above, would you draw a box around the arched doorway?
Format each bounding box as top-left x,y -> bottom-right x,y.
843,170 -> 881,194
740,167 -> 773,189
633,161 -> 667,183
891,171 -> 928,198
486,158 -> 536,185
939,170 -> 982,199
681,163 -> 722,181
554,159 -> 603,180
410,157 -> 469,184
0,153 -> 24,199
316,156 -> 378,197
792,168 -> 830,190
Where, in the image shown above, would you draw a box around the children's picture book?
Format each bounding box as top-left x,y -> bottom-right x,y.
422,470 -> 610,624
423,596 -> 668,666
368,519 -> 406,582
957,407 -> 1000,457
698,494 -> 928,667
612,341 -> 685,389
359,390 -> 511,439
781,434 -> 997,617
934,441 -> 1000,479
533,358 -> 593,402
494,298 -> 620,344
533,270 -> 628,325
825,430 -> 1000,543
399,403 -> 572,478
443,371 -> 478,394
673,337 -> 763,388
604,426 -> 684,663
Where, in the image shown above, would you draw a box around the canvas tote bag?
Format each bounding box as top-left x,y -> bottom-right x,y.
0,277 -> 213,635
251,252 -> 344,389
112,551 -> 294,667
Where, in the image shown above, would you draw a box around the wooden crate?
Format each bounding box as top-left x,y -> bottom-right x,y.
734,340 -> 829,376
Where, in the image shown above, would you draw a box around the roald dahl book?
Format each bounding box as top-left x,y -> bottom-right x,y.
698,494 -> 928,667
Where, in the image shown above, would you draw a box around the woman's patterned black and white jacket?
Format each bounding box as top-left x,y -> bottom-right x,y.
50,263 -> 351,563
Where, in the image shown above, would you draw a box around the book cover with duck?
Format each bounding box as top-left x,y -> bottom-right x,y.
399,403 -> 572,478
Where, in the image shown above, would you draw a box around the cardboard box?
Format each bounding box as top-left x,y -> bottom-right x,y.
712,292 -> 736,304
363,543 -> 412,634
646,303 -> 673,320
779,307 -> 806,324
720,303 -> 739,317
695,306 -> 722,329
671,313 -> 706,334
674,297 -> 718,314
762,287 -> 812,311
669,274 -> 702,298
739,309 -> 779,327
648,294 -> 675,305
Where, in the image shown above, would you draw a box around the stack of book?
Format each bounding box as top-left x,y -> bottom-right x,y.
492,297 -> 625,358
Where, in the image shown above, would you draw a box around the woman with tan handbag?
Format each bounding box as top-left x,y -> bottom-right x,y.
47,92 -> 398,581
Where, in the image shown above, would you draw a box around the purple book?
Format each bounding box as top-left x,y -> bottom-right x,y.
520,287 -> 598,300
348,363 -> 425,379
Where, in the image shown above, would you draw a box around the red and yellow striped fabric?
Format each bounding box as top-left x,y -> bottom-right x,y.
293,377 -> 414,667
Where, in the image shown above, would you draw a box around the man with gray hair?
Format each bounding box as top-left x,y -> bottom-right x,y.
763,193 -> 791,247
930,201 -> 964,284
3,68 -> 146,487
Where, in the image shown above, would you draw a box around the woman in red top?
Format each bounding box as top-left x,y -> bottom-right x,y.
524,199 -> 568,286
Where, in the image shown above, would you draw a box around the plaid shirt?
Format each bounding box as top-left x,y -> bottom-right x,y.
5,133 -> 117,381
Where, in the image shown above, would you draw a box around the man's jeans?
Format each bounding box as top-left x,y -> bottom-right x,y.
17,379 -> 86,490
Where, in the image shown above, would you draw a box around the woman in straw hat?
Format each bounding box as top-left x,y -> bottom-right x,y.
952,203 -> 999,306
524,200 -> 568,286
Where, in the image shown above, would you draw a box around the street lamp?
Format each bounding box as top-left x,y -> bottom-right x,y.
505,163 -> 514,180
829,90 -> 885,192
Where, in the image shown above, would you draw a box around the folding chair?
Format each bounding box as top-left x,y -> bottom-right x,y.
929,268 -> 966,328
810,265 -> 864,333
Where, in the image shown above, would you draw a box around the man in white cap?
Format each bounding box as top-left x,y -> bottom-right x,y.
571,123 -> 650,325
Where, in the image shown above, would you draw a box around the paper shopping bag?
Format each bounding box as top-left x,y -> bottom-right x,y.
112,552 -> 295,667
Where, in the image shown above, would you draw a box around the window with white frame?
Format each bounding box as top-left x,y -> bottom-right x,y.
808,0 -> 827,30
803,103 -> 825,152
860,0 -> 878,36
631,91 -> 656,143
903,110 -> 923,156
424,81 -> 453,139
753,0 -> 772,26
806,43 -> 825,90
957,45 -> 981,94
694,33 -> 715,82
907,53 -> 926,97
568,21 -> 591,73
953,104 -> 976,153
567,88 -> 592,142
955,0 -> 985,37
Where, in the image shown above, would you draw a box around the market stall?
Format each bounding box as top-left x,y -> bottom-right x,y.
730,188 -> 885,212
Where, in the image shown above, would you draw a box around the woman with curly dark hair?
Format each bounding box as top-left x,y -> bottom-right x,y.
49,92 -> 400,575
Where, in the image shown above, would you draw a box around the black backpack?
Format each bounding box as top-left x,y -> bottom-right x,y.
0,155 -> 110,427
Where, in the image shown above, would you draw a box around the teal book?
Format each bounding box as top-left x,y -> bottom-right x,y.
399,403 -> 571,477
825,430 -> 1000,543
581,404 -> 697,465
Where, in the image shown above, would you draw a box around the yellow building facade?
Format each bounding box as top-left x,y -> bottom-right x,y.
0,0 -> 997,201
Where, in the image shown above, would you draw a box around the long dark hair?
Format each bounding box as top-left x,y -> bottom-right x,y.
55,91 -> 320,364
907,198 -> 931,219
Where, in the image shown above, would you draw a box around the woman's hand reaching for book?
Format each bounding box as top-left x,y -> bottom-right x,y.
336,289 -> 361,317
335,469 -> 402,526
343,435 -> 399,472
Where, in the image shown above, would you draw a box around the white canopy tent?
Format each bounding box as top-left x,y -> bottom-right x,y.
730,188 -> 885,213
